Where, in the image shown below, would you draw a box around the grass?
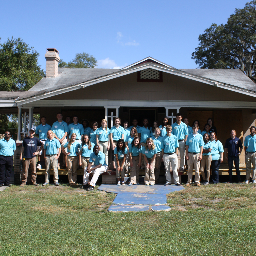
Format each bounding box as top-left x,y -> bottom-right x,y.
0,183 -> 256,255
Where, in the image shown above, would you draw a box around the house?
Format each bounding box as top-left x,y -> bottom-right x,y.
1,48 -> 256,179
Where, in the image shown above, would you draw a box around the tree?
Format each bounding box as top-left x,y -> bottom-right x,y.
58,52 -> 97,68
192,0 -> 256,80
0,37 -> 44,91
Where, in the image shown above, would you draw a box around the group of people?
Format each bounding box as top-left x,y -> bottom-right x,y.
0,112 -> 255,189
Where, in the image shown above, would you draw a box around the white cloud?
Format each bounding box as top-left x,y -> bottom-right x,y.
97,58 -> 122,69
116,32 -> 123,43
116,32 -> 139,46
125,40 -> 139,46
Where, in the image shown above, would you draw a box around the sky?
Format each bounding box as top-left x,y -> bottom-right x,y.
0,0 -> 250,71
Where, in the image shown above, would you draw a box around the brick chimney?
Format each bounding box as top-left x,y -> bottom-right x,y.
45,48 -> 60,77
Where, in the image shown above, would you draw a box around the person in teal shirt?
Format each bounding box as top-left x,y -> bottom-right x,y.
184,117 -> 193,135
151,128 -> 163,184
129,136 -> 142,185
52,113 -> 68,168
123,121 -> 131,143
186,126 -> 204,186
172,113 -> 188,172
159,117 -> 169,137
142,137 -> 157,185
62,133 -> 80,185
126,127 -> 138,147
114,139 -> 128,185
244,126 -> 256,184
68,116 -> 84,142
36,116 -> 51,169
0,131 -> 16,187
200,133 -> 212,185
162,125 -> 180,186
139,118 -> 152,144
43,130 -> 61,186
210,132 -> 224,184
82,120 -> 91,136
96,119 -> 110,165
85,145 -> 108,191
89,122 -> 98,144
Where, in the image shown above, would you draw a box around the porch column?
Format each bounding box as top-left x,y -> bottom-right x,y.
17,107 -> 22,141
165,107 -> 180,124
28,107 -> 34,130
104,106 -> 120,128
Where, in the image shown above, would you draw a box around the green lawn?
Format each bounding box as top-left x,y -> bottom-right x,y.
1,184 -> 256,255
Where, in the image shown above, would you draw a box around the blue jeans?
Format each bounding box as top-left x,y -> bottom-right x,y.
228,156 -> 240,182
211,159 -> 220,184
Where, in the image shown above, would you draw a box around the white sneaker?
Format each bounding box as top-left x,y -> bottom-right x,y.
253,180 -> 256,184
245,180 -> 249,184
117,181 -> 121,186
122,181 -> 126,186
165,182 -> 171,186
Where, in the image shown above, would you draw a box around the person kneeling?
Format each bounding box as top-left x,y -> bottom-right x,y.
84,145 -> 108,191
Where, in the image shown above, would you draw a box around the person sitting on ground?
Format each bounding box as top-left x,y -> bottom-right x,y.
84,145 -> 108,191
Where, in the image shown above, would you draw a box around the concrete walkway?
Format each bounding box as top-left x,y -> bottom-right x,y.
98,184 -> 184,212
0,186 -> 8,192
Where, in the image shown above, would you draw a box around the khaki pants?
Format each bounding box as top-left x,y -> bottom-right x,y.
145,158 -> 155,184
45,155 -> 59,183
187,153 -> 200,183
22,157 -> 37,184
67,156 -> 78,184
81,157 -> 90,171
163,153 -> 179,184
246,152 -> 256,181
99,141 -> 109,165
178,140 -> 185,169
154,152 -> 162,183
130,156 -> 140,184
200,155 -> 212,182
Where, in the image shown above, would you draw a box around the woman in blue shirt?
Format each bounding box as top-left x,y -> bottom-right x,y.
126,127 -> 138,147
142,137 -> 157,185
193,120 -> 202,134
79,135 -> 94,170
96,119 -> 110,165
114,139 -> 128,185
82,119 -> 91,136
201,124 -> 211,137
129,136 -> 142,185
89,122 -> 98,144
210,132 -> 224,184
200,133 -> 212,185
62,133 -> 80,185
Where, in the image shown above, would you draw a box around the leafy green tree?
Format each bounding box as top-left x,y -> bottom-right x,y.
0,37 -> 44,91
192,0 -> 256,80
59,52 -> 97,68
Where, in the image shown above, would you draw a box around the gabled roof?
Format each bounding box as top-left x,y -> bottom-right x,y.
121,56 -> 176,70
1,57 -> 255,106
